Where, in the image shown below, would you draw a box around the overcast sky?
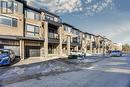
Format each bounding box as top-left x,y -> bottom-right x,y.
26,0 -> 130,44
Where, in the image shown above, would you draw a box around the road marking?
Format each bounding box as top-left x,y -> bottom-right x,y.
87,66 -> 95,69
82,66 -> 95,70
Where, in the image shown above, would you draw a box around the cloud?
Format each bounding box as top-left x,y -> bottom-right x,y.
84,0 -> 113,16
95,20 -> 130,43
26,0 -> 82,13
26,0 -> 113,16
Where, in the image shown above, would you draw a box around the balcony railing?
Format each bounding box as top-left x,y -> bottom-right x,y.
48,33 -> 60,43
48,33 -> 59,39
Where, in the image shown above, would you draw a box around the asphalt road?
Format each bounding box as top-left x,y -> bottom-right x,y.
3,54 -> 130,87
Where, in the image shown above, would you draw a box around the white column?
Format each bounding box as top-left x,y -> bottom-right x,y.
67,36 -> 71,55
20,40 -> 25,60
59,26 -> 63,57
44,22 -> 48,59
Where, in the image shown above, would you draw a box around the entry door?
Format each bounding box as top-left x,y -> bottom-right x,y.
25,46 -> 40,58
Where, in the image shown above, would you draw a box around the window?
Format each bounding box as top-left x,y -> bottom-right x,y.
1,1 -> 7,13
64,26 -> 71,33
25,9 -> 40,20
45,15 -> 54,21
12,18 -> 17,27
1,1 -> 13,13
45,14 -> 60,22
71,29 -> 74,34
14,2 -> 18,12
48,28 -> 59,39
64,26 -> 68,31
0,15 -> 17,27
7,1 -> 13,13
25,24 -> 40,37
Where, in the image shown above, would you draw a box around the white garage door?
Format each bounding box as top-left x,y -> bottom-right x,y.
4,46 -> 20,56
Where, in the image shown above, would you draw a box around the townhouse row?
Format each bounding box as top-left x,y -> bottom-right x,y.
0,0 -> 114,60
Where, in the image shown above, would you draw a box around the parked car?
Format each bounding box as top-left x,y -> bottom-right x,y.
70,51 -> 85,56
69,51 -> 85,59
110,50 -> 122,57
0,49 -> 15,65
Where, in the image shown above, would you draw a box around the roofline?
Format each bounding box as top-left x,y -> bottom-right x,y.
73,27 -> 79,31
62,23 -> 74,28
40,9 -> 60,18
85,32 -> 96,36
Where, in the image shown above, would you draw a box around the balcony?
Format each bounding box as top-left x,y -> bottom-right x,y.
42,13 -> 62,26
71,41 -> 81,46
48,33 -> 60,44
62,39 -> 67,45
92,42 -> 97,48
71,37 -> 81,46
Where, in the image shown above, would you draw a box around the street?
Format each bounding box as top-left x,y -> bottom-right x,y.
1,54 -> 130,87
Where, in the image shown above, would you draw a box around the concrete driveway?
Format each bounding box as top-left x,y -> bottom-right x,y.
2,54 -> 130,87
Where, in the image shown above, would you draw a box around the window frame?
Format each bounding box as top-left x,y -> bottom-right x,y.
0,15 -> 18,27
1,1 -> 14,14
25,9 -> 41,21
25,24 -> 40,37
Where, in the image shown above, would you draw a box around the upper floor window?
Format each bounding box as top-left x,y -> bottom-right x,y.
71,29 -> 74,34
48,28 -> 59,39
89,35 -> 91,39
64,26 -> 71,33
0,15 -> 17,27
25,9 -> 41,21
72,29 -> 77,35
76,31 -> 80,36
44,14 -> 60,23
0,0 -> 22,14
0,1 -> 13,13
25,24 -> 40,37
71,37 -> 80,43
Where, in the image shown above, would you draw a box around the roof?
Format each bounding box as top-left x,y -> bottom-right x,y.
62,22 -> 74,28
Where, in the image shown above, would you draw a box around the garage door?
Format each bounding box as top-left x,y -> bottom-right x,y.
4,46 -> 20,57
25,46 -> 40,58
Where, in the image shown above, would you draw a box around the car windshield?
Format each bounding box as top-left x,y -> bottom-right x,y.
0,50 -> 9,54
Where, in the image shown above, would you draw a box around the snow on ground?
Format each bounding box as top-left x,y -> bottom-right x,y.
0,57 -> 104,84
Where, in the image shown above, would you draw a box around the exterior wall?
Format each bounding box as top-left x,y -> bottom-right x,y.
0,0 -> 24,59
0,1 -> 24,37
